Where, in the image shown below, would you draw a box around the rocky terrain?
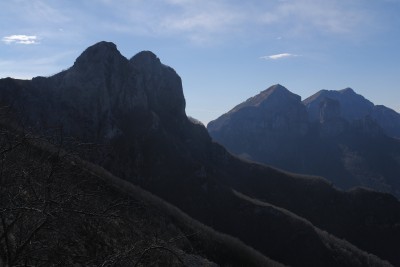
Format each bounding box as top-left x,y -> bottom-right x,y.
208,84 -> 400,197
304,88 -> 400,138
1,42 -> 400,266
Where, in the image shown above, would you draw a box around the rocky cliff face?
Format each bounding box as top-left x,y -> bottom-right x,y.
372,105 -> 400,138
0,41 -> 197,190
319,97 -> 341,123
208,84 -> 309,164
1,42 -> 400,266
209,84 -> 308,134
317,98 -> 348,137
304,88 -> 374,122
304,88 -> 400,138
21,42 -> 186,142
208,85 -> 400,197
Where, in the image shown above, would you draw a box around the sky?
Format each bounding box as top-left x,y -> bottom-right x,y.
1,0 -> 400,125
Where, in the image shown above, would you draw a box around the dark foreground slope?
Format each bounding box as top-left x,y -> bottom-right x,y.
0,121 -> 283,267
2,123 -> 392,267
0,42 -> 399,266
208,85 -> 400,197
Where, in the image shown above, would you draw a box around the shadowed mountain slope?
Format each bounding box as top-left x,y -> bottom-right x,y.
0,120 -> 284,267
1,42 -> 399,266
208,85 -> 400,198
304,88 -> 400,138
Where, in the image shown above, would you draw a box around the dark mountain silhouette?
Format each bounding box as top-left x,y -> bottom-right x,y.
1,42 -> 400,266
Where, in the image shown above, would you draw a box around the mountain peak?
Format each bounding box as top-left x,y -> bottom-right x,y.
219,84 -> 302,117
260,83 -> 293,98
2,41 -> 188,140
79,41 -> 119,57
266,83 -> 290,94
339,87 -> 355,94
91,40 -> 117,50
240,84 -> 299,109
303,87 -> 375,123
270,83 -> 287,91
131,50 -> 159,63
73,41 -> 124,68
130,50 -> 162,72
208,84 -> 307,133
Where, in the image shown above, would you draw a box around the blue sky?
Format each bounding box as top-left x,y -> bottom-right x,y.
1,0 -> 399,124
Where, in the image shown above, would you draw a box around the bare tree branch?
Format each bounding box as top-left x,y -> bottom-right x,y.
134,246 -> 186,267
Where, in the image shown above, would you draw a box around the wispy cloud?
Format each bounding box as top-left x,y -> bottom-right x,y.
0,0 -> 375,48
2,35 -> 38,45
261,53 -> 298,60
0,1 -> 79,46
97,0 -> 246,45
94,0 -> 371,45
2,0 -> 71,24
161,1 -> 244,32
259,0 -> 367,36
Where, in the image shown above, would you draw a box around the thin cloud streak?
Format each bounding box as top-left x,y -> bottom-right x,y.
261,53 -> 298,60
2,35 -> 38,45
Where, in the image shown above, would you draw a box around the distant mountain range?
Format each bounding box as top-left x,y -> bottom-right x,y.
208,84 -> 400,197
1,42 -> 400,266
304,87 -> 400,138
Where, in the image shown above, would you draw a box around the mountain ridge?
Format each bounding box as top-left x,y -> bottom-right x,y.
208,84 -> 400,198
303,87 -> 400,137
229,84 -> 299,112
1,41 -> 400,266
0,118 -> 284,267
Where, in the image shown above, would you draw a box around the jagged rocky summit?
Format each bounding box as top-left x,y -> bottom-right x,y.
1,41 -> 186,142
208,84 -> 400,197
304,87 -> 400,138
1,42 -> 400,267
208,84 -> 308,135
